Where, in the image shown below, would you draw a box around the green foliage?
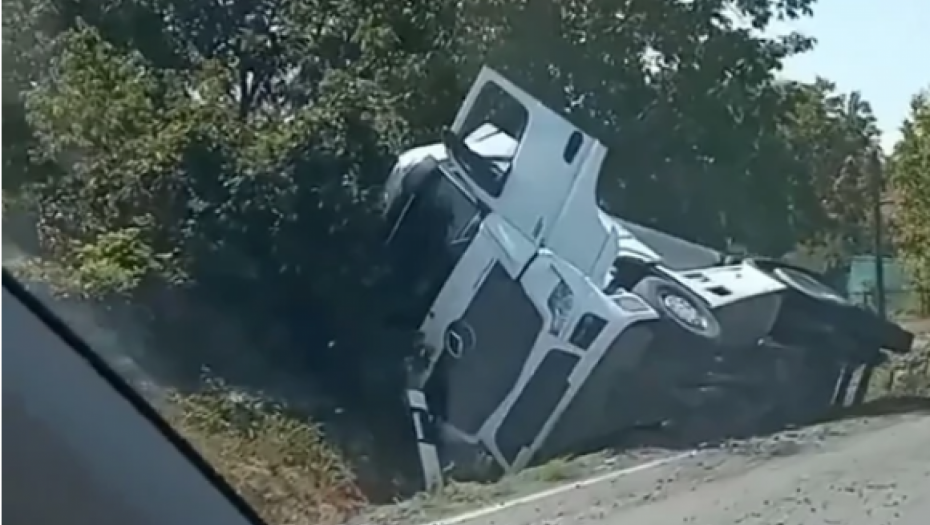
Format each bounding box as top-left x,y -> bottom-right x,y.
4,0 -> 885,309
8,228 -> 180,298
66,228 -> 184,295
777,81 -> 883,261
2,0 -> 892,441
888,91 -> 930,313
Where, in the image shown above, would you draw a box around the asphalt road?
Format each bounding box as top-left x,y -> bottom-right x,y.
447,413 -> 930,525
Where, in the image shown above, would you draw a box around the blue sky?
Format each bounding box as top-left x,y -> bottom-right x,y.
768,0 -> 928,152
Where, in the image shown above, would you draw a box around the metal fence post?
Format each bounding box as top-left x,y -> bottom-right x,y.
852,150 -> 887,405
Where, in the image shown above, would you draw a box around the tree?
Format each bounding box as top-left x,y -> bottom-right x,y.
888,90 -> 930,313
443,0 -> 819,250
1,0 -> 887,415
775,80 -> 882,267
3,0 -> 427,400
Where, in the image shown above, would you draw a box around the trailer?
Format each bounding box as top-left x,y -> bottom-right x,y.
381,67 -> 916,489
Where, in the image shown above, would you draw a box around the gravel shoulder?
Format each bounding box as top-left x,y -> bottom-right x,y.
352,448 -> 673,525
603,413 -> 930,525
353,411 -> 926,525
420,412 -> 930,525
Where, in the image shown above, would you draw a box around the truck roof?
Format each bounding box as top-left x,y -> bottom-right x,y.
610,217 -> 723,271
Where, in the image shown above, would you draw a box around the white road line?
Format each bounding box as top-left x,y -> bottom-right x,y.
421,450 -> 698,525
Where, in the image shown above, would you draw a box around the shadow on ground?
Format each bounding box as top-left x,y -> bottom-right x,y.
550,393 -> 930,464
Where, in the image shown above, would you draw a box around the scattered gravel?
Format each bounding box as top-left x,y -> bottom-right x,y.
350,407 -> 927,525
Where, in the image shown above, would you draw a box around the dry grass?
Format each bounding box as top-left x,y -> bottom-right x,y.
351,450 -> 639,525
870,319 -> 930,398
163,382 -> 367,525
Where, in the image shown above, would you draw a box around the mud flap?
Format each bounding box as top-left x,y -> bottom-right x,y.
875,317 -> 915,354
404,389 -> 444,492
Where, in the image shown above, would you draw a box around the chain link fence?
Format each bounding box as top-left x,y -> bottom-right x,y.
845,254 -> 926,317
850,289 -> 923,318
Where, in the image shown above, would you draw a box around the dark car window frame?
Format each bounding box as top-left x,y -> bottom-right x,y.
3,270 -> 266,525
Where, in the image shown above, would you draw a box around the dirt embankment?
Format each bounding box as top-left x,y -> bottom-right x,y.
870,318 -> 930,397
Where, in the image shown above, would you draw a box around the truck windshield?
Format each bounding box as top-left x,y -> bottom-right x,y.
386,172 -> 484,325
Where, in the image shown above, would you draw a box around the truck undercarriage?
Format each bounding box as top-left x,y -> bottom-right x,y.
380,67 -> 916,490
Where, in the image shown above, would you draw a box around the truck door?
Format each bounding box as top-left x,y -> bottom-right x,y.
447,67 -> 608,247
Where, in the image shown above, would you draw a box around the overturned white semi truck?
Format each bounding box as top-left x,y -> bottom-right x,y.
380,67 -> 915,490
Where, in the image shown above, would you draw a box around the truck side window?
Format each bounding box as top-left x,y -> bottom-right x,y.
458,82 -> 529,197
563,131 -> 583,163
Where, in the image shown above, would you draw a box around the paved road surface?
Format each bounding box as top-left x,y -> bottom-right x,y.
452,414 -> 930,525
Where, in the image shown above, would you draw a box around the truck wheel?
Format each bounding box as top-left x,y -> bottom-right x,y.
633,276 -> 722,343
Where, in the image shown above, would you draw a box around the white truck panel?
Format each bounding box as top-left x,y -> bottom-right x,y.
665,263 -> 788,309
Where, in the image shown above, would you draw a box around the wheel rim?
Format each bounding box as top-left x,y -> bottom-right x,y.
661,293 -> 708,331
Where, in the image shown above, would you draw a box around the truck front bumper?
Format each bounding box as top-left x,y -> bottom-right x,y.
403,318 -> 663,490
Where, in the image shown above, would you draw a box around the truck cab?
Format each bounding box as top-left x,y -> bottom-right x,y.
383,148 -> 667,485
389,67 -> 620,286
381,67 -> 830,489
382,67 -> 916,490
390,70 -> 913,357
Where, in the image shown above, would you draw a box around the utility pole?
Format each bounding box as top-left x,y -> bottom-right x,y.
852,148 -> 886,405
871,161 -> 888,321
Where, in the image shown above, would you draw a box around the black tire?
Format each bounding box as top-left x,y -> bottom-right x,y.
632,276 -> 722,343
